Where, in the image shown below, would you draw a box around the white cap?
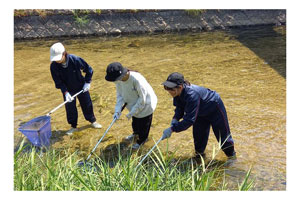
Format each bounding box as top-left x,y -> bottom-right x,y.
50,42 -> 65,61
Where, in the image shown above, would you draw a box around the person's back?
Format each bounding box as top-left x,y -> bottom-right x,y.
115,71 -> 157,118
173,84 -> 220,119
188,84 -> 220,116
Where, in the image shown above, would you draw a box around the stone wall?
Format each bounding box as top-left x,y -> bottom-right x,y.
14,9 -> 286,40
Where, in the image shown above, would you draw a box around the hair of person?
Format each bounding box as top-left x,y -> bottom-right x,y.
127,68 -> 138,73
184,79 -> 191,86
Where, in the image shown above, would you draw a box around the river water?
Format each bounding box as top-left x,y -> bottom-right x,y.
14,25 -> 286,190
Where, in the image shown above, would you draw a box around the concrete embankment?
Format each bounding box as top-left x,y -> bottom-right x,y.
14,9 -> 286,40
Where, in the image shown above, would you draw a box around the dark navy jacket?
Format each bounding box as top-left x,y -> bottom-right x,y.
171,84 -> 221,132
50,54 -> 93,94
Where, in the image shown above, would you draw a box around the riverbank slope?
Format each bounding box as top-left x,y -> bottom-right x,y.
14,9 -> 286,40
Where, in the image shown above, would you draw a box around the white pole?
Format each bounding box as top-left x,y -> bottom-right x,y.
136,137 -> 163,168
46,90 -> 83,116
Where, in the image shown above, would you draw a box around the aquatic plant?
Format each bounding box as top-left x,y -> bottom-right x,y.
14,139 -> 253,191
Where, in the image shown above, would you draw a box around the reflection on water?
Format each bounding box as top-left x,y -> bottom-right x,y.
14,25 -> 286,190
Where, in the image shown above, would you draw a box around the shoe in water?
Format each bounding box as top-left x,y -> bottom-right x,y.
132,143 -> 140,149
228,154 -> 237,160
66,127 -> 78,135
91,122 -> 102,129
125,134 -> 136,141
224,154 -> 237,167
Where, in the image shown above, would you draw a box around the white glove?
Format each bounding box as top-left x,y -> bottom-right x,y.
82,83 -> 90,93
162,127 -> 173,140
126,113 -> 133,120
113,112 -> 121,120
65,92 -> 74,102
171,118 -> 178,126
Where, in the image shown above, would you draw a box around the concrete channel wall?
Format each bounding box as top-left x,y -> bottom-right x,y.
14,9 -> 286,40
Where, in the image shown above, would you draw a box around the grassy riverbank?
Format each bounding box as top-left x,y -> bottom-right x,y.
14,140 -> 253,191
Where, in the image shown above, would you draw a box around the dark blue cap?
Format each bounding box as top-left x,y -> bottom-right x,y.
105,62 -> 128,82
162,72 -> 185,88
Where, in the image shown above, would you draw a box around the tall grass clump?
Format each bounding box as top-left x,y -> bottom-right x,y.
14,140 -> 254,191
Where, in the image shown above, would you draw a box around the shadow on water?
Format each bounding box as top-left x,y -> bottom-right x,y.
97,141 -> 135,168
50,124 -> 92,145
14,138 -> 33,153
228,25 -> 286,78
92,140 -> 231,171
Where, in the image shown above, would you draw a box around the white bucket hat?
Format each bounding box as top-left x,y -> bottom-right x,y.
50,42 -> 65,61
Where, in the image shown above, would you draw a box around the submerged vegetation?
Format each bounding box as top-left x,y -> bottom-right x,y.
14,139 -> 253,191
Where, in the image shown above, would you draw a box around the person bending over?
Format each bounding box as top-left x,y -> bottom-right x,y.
50,42 -> 102,135
161,72 -> 236,160
105,62 -> 157,149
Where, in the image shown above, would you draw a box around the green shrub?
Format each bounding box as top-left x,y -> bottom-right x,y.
185,9 -> 206,17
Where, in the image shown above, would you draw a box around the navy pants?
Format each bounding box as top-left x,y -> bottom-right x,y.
63,91 -> 96,128
192,99 -> 235,157
132,114 -> 153,145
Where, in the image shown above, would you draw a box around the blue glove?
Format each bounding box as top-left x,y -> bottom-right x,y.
126,113 -> 133,120
83,83 -> 90,93
162,127 -> 173,140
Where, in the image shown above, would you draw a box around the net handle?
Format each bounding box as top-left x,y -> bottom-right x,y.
46,90 -> 83,116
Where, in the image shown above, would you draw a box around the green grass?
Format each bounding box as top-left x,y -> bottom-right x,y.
184,9 -> 206,17
14,139 -> 253,191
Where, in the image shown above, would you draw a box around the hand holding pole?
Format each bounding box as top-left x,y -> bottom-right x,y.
46,90 -> 83,116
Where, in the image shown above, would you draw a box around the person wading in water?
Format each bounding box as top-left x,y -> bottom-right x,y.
161,72 -> 236,161
50,42 -> 102,135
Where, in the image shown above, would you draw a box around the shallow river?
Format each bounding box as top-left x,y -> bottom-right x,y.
14,25 -> 286,190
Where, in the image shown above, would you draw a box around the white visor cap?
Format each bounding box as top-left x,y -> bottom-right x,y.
50,42 -> 65,61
